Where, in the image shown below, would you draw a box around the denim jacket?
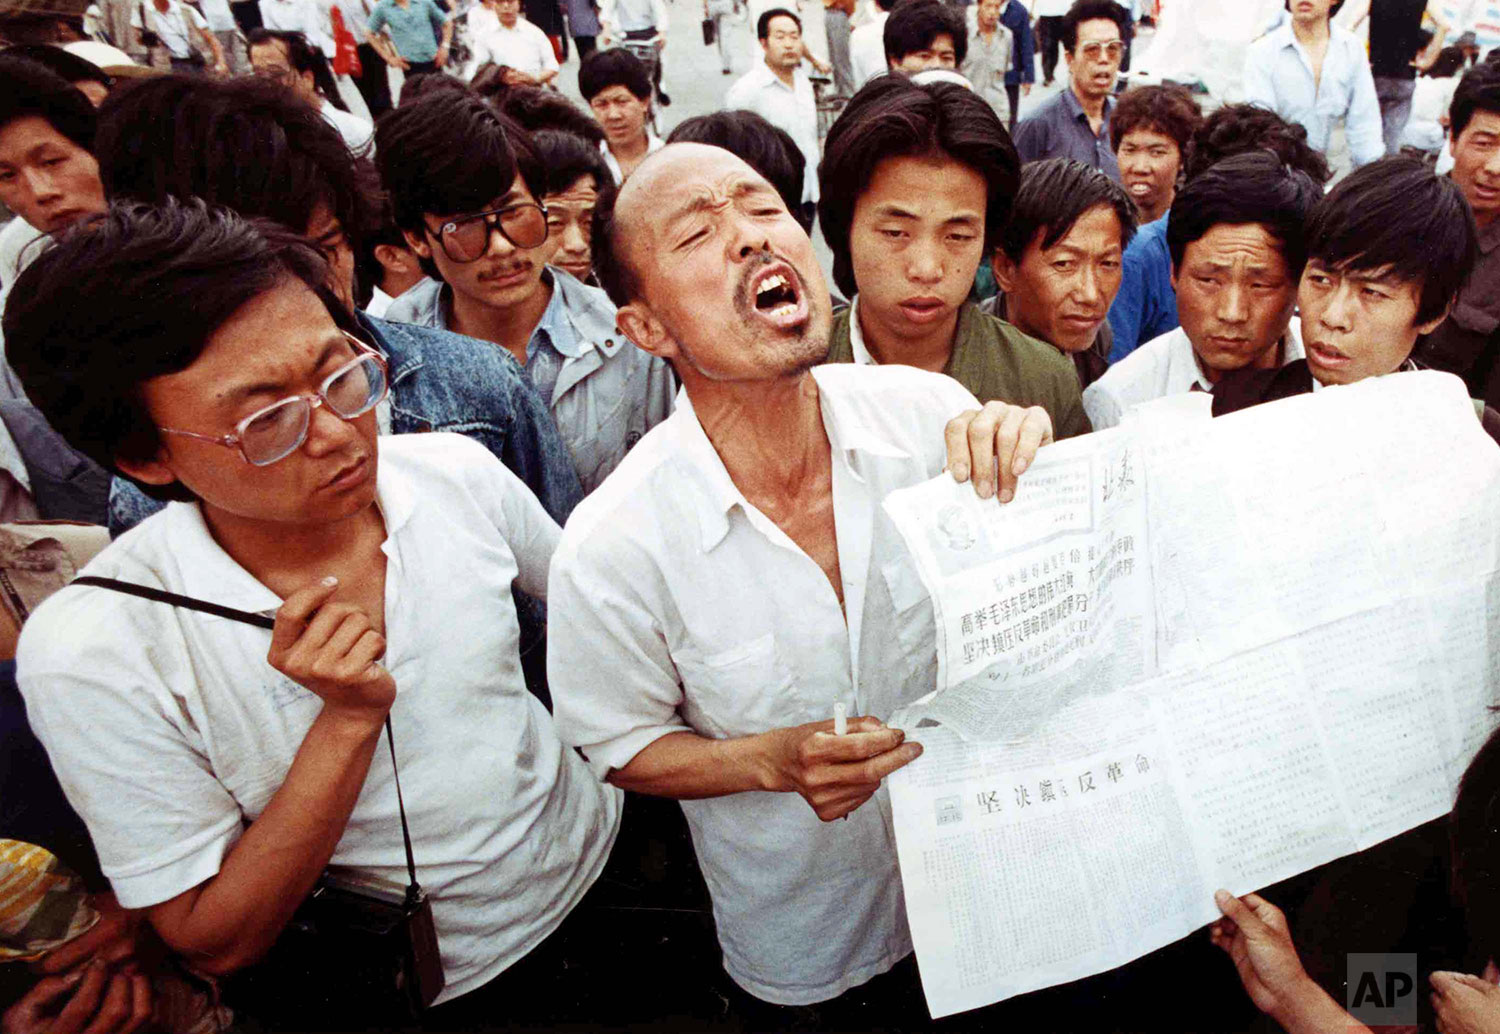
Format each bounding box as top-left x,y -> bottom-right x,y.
385,269 -> 676,494
106,310 -> 585,533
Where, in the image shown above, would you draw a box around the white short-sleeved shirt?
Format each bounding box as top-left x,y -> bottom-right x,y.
1082,319 -> 1306,430
18,433 -> 621,1003
849,12 -> 888,86
469,16 -> 559,79
130,0 -> 209,59
549,363 -> 978,1006
599,131 -> 663,185
320,98 -> 375,156
724,62 -> 820,205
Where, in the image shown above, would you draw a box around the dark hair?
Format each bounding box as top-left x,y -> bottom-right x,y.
884,0 -> 967,66
1424,44 -> 1468,80
1060,0 -> 1129,53
1183,102 -> 1332,184
96,75 -> 382,253
670,110 -> 809,231
1450,61 -> 1500,141
578,47 -> 651,103
2,199 -> 358,501
590,180 -> 636,307
532,128 -> 613,199
1166,150 -> 1320,276
375,90 -> 544,277
0,13 -> 85,46
998,158 -> 1136,264
1109,83 -> 1202,153
757,6 -> 801,39
0,53 -> 96,150
1451,724 -> 1500,969
497,85 -> 604,144
873,0 -> 896,13
819,75 -> 1018,298
1303,155 -> 1476,327
397,70 -> 472,105
246,28 -> 348,111
1283,0 -> 1344,17
1,44 -> 110,90
470,61 -> 512,102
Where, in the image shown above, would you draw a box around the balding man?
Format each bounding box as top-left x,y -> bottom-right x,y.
547,143 -> 1052,1024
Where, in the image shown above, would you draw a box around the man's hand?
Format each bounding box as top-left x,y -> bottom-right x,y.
1021,82 -> 1031,96
435,44 -> 449,67
1432,970 -> 1500,1034
652,33 -> 666,49
945,401 -> 1053,503
35,898 -> 147,977
1209,890 -> 1321,1021
760,716 -> 922,821
3,963 -> 151,1034
267,577 -> 394,722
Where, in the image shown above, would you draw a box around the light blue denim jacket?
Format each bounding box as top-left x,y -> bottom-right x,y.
385,268 -> 676,494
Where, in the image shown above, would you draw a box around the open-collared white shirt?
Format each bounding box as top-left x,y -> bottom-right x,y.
19,433 -> 621,1003
1082,318 -> 1306,430
549,363 -> 978,1005
599,131 -> 663,185
1242,21 -> 1384,167
724,60 -> 820,204
468,13 -> 559,79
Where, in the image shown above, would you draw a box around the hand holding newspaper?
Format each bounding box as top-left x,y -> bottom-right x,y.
879,373 -> 1500,1019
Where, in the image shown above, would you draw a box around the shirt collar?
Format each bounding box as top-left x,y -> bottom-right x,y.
671,367 -> 911,550
530,269 -> 585,360
1060,84 -> 1111,125
846,295 -> 878,366
1479,213 -> 1500,255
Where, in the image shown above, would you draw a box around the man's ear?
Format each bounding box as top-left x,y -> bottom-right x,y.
990,250 -> 1019,295
1415,301 -> 1454,337
403,228 -> 432,260
375,242 -> 417,274
615,301 -> 679,362
114,448 -> 180,490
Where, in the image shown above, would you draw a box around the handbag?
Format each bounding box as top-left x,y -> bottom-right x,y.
136,1 -> 161,50
701,15 -> 715,45
69,576 -> 445,1029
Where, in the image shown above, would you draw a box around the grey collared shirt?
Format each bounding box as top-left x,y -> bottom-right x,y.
1013,86 -> 1121,182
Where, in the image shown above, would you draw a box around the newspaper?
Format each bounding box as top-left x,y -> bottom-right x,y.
880,372 -> 1500,1019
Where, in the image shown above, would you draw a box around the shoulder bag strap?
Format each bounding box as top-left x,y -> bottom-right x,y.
70,575 -> 424,904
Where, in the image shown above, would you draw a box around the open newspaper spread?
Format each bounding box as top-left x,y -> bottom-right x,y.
880,373 -> 1500,1019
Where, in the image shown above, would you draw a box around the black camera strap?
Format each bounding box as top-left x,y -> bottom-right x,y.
71,575 -> 424,906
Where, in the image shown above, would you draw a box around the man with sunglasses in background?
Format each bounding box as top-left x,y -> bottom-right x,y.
3,199 -> 628,1029
378,91 -> 674,494
1013,0 -> 1129,182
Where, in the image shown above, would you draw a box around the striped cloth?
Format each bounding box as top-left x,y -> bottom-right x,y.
0,839 -> 98,962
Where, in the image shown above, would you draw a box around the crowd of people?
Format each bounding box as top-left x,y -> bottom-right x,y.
2,0 -> 1500,1031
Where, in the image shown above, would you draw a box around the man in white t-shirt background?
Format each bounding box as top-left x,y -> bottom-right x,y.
468,0 -> 559,84
130,0 -> 229,73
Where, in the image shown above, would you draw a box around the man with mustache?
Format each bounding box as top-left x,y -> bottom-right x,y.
988,157 -> 1137,391
1013,0 -> 1130,182
548,142 -> 1053,1025
377,90 -> 674,494
1083,151 -> 1321,430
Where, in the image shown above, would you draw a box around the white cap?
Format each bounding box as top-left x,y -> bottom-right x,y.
61,40 -> 155,77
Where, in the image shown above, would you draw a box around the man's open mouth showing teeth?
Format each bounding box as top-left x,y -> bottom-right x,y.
755,271 -> 799,316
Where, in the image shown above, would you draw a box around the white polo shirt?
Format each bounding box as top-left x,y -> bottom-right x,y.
549,362 -> 978,1006
1082,319 -> 1306,430
469,15 -> 559,79
724,61 -> 820,205
18,432 -> 621,1003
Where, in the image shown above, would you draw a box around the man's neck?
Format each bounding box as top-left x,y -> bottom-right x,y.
1291,15 -> 1330,48
201,497 -> 387,596
449,275 -> 554,366
858,302 -> 957,373
690,370 -> 832,507
1137,190 -> 1171,225
610,130 -> 650,165
768,57 -> 794,86
1069,78 -> 1106,122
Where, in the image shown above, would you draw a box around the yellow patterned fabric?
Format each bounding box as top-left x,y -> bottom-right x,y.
0,840 -> 98,961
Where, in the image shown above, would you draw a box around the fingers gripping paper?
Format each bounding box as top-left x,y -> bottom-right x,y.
880,373 -> 1500,1019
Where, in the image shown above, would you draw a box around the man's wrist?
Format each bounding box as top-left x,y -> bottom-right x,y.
315,703 -> 390,742
1268,975 -> 1340,1034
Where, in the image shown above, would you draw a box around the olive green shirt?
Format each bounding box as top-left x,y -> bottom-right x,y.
824,302 -> 1092,439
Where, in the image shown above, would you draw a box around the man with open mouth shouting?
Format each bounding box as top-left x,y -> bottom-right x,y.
548,141 -> 1052,1026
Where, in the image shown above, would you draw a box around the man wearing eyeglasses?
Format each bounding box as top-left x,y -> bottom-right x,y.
1012,0 -> 1129,183
378,91 -> 674,494
3,199 -> 625,1027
